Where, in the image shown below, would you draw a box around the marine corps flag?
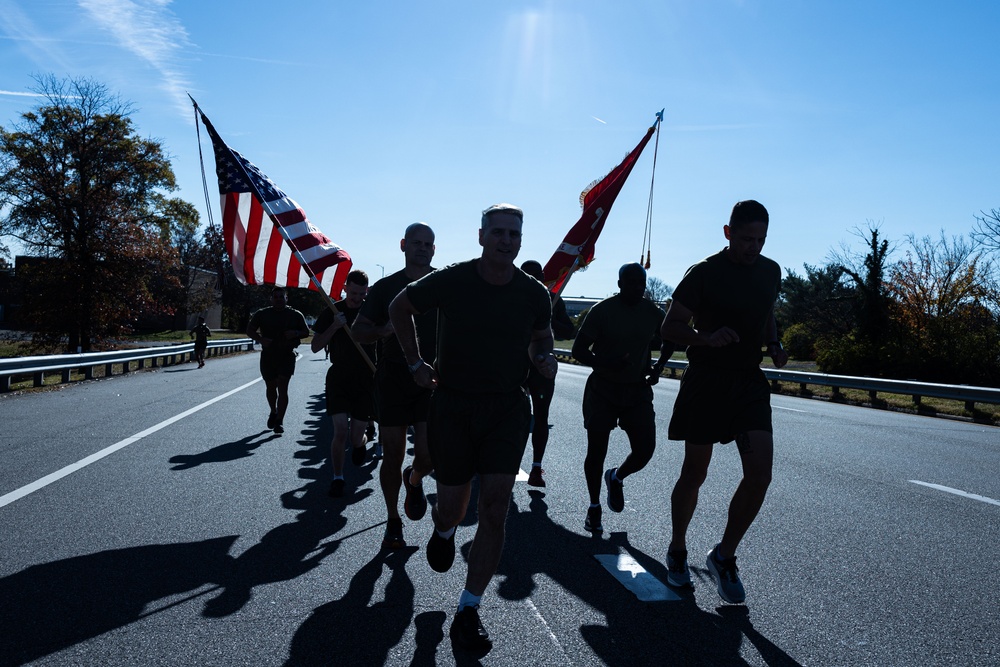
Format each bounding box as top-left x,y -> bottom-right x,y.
192,98 -> 353,299
542,114 -> 660,296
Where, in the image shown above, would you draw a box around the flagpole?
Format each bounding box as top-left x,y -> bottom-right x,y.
190,97 -> 375,373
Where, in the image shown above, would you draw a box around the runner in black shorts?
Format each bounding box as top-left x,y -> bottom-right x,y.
311,270 -> 375,498
353,222 -> 438,550
389,203 -> 556,652
572,263 -> 670,533
246,287 -> 310,434
660,199 -> 788,604
519,260 -> 576,488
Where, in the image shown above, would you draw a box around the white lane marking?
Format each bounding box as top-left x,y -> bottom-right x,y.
909,480 -> 1000,507
774,405 -> 806,412
525,599 -> 570,659
0,378 -> 262,509
593,554 -> 682,602
516,468 -> 529,482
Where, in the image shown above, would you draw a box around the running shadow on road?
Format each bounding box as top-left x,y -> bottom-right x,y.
496,491 -> 802,666
284,548 -> 419,666
200,392 -> 373,617
168,430 -> 281,469
0,536 -> 238,667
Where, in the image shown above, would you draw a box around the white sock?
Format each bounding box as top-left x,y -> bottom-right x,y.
436,526 -> 455,539
532,462 -> 542,469
458,589 -> 482,611
589,503 -> 600,509
333,474 -> 344,481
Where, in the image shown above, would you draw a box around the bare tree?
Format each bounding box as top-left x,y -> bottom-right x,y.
644,275 -> 673,305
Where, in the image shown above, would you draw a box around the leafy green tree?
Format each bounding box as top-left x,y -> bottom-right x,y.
775,263 -> 854,359
821,225 -> 895,375
0,76 -> 191,351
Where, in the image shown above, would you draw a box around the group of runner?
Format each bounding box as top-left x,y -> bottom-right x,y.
243,199 -> 787,652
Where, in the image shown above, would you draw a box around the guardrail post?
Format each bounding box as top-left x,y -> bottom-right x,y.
61,368 -> 71,383
913,395 -> 921,406
965,400 -> 976,412
33,371 -> 43,387
85,365 -> 94,380
105,362 -> 114,377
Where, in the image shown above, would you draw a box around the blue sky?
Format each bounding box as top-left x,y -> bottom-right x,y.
1,0 -> 998,299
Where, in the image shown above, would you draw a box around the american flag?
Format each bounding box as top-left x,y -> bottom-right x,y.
196,107 -> 352,298
542,122 -> 656,296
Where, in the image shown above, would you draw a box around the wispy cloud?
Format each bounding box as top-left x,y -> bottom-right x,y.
0,89 -> 45,98
77,0 -> 193,117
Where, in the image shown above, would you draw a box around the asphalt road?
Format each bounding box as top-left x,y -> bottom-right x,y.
1,348 -> 998,666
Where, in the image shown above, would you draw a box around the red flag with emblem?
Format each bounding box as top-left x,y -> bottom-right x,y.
543,120 -> 658,296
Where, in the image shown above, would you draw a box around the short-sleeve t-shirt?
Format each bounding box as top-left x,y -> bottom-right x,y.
314,300 -> 375,379
248,306 -> 308,360
671,250 -> 781,368
359,268 -> 438,366
405,260 -> 551,394
578,295 -> 665,383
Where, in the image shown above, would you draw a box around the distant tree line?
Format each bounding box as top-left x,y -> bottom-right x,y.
777,224 -> 1000,386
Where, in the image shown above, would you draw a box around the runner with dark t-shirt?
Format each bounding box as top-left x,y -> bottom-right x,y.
311,270 -> 375,498
353,222 -> 438,550
389,204 -> 556,652
246,287 -> 310,434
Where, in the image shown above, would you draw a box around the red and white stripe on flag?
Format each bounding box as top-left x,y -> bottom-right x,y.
221,191 -> 352,298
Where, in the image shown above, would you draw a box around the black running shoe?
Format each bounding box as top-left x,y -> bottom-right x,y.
402,465 -> 427,521
426,529 -> 455,573
382,517 -> 405,550
584,506 -> 603,533
351,443 -> 366,465
605,468 -> 624,512
450,606 -> 492,651
267,411 -> 277,429
327,479 -> 345,498
274,423 -> 284,434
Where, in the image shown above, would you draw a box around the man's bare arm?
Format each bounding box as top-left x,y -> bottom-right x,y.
660,299 -> 739,348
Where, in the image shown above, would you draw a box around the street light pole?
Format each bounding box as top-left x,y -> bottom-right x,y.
376,263 -> 384,278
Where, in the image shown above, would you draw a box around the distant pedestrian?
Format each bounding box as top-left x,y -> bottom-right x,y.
572,263 -> 669,533
190,316 -> 212,368
311,270 -> 375,498
246,287 -> 310,434
389,203 -> 555,652
519,259 -> 576,488
660,199 -> 787,603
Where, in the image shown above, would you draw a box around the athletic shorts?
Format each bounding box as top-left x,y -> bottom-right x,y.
325,366 -> 375,420
582,373 -> 655,438
668,364 -> 772,444
427,386 -> 531,486
523,366 -> 555,404
375,361 -> 432,426
259,351 -> 296,382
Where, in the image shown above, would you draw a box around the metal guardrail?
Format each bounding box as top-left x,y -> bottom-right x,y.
553,349 -> 1000,412
0,338 -> 254,392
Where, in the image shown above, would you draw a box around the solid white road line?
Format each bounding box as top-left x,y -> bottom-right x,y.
593,553 -> 682,602
0,378 -> 262,509
909,480 -> 1000,507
